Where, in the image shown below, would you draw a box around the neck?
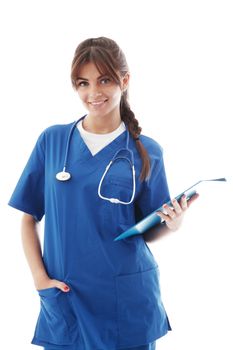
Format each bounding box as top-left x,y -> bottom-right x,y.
83,114 -> 122,134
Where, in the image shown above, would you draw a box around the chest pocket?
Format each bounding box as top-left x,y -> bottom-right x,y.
101,175 -> 133,203
101,175 -> 136,232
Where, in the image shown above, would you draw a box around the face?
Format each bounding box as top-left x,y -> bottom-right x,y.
75,62 -> 129,121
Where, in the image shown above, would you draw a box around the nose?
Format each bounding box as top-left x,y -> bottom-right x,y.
88,83 -> 103,98
89,91 -> 103,99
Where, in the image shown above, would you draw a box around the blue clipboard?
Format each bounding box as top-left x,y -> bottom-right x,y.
114,177 -> 226,241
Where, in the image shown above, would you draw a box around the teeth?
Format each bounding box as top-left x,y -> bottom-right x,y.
90,100 -> 106,105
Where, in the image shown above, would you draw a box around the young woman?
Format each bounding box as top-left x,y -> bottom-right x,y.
9,37 -> 198,350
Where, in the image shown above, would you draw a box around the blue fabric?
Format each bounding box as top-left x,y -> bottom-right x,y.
44,340 -> 156,349
9,116 -> 171,350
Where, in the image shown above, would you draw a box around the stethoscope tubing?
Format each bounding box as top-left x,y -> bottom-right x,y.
56,116 -> 136,205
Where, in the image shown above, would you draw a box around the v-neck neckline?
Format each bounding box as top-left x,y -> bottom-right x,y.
74,121 -> 128,162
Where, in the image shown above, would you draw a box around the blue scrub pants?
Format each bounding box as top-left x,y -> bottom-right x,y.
44,342 -> 156,350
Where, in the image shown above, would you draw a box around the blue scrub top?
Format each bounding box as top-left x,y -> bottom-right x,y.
8,118 -> 171,350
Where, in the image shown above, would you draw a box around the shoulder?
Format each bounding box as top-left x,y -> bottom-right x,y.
36,121 -> 75,145
42,121 -> 75,137
32,121 -> 76,154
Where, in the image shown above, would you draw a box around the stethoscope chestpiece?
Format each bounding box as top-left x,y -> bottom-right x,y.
56,171 -> 71,181
55,118 -> 84,182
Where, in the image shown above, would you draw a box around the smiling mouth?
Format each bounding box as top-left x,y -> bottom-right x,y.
89,99 -> 108,106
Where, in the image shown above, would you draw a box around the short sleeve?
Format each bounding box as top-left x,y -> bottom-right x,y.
135,151 -> 170,222
8,132 -> 45,221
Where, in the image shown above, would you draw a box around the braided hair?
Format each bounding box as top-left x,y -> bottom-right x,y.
71,37 -> 150,181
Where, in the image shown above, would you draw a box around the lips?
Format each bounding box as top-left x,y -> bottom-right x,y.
89,99 -> 108,106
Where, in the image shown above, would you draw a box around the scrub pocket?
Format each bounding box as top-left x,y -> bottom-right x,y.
33,287 -> 78,345
102,174 -> 133,204
115,267 -> 170,347
102,175 -> 136,229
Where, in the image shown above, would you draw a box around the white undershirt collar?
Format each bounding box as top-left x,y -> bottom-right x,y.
77,119 -> 126,156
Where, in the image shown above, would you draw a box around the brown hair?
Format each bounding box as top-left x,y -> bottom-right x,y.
71,37 -> 150,181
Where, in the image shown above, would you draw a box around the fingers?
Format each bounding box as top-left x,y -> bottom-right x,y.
157,211 -> 171,222
157,205 -> 175,224
157,193 -> 200,223
157,194 -> 199,232
163,204 -> 176,219
36,277 -> 70,292
171,198 -> 183,214
180,195 -> 188,210
163,197 -> 185,217
157,196 -> 187,222
51,279 -> 70,292
187,193 -> 199,207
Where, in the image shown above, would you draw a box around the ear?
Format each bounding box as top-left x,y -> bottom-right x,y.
121,72 -> 130,91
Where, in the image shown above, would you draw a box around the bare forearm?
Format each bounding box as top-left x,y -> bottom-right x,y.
21,213 -> 49,288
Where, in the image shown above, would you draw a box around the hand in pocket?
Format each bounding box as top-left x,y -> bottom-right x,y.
36,277 -> 70,292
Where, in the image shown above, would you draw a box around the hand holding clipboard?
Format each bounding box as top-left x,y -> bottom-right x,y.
114,177 -> 226,241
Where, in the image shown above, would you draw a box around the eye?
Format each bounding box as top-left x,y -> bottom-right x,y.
100,77 -> 111,84
77,81 -> 88,87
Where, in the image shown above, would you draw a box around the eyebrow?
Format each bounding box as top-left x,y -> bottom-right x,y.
76,75 -> 108,81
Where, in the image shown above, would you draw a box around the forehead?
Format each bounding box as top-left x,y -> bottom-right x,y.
78,62 -> 105,79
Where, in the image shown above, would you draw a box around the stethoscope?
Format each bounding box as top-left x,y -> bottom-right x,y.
56,116 -> 136,205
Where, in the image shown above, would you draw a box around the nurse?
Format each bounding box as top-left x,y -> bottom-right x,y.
8,37 -> 198,350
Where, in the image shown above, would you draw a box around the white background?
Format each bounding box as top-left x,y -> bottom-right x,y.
0,1 -> 232,349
